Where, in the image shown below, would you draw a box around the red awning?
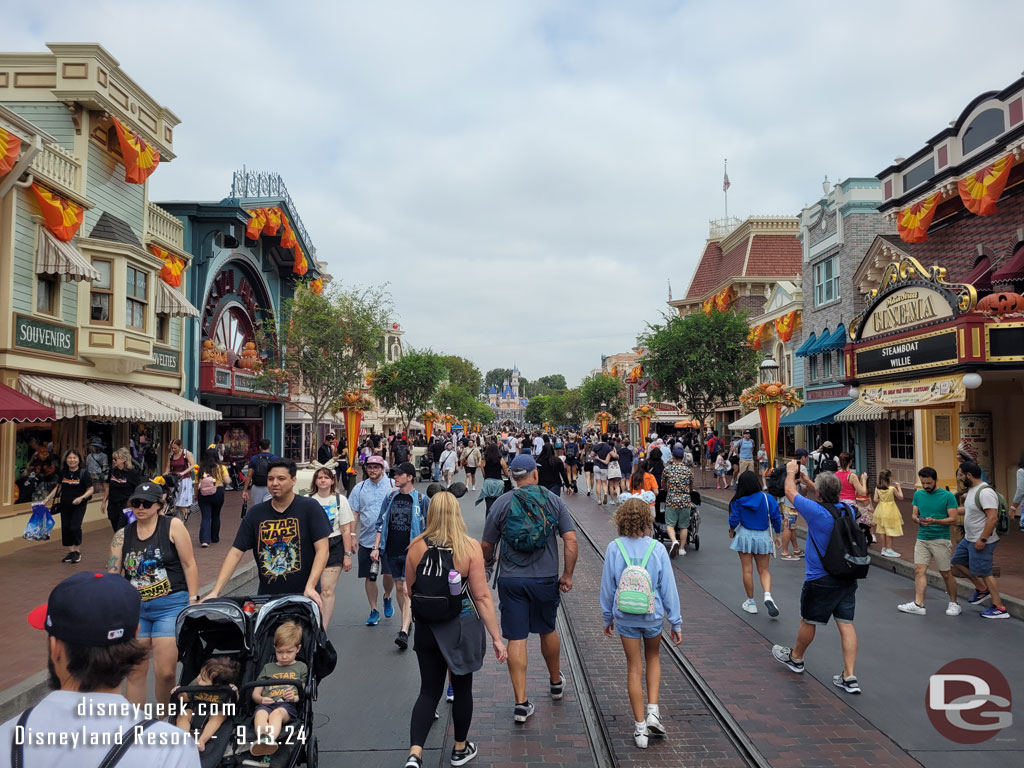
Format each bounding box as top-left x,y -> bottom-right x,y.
964,255 -> 993,291
0,383 -> 56,423
992,244 -> 1024,283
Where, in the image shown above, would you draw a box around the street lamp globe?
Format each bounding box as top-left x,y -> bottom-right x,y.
601,401 -> 607,409
637,390 -> 648,406
759,356 -> 780,385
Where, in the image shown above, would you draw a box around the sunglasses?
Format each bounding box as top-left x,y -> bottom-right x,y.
129,499 -> 159,509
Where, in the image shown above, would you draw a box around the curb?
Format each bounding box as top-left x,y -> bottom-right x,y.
701,495 -> 1024,621
0,560 -> 258,722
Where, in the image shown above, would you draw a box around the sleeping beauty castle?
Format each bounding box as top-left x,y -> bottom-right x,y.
487,367 -> 528,428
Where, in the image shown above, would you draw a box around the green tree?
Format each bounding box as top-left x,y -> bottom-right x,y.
470,400 -> 495,426
254,281 -> 392,458
545,388 -> 586,427
434,384 -> 478,419
441,355 -> 482,395
484,368 -> 530,397
640,309 -> 759,435
372,349 -> 446,432
579,374 -> 626,419
524,394 -> 551,425
533,374 -> 567,396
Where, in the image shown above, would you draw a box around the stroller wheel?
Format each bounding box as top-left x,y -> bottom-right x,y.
693,533 -> 700,551
306,734 -> 318,767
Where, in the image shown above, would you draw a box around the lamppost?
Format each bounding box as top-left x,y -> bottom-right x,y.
597,401 -> 611,435
757,355 -> 782,468
636,390 -> 651,450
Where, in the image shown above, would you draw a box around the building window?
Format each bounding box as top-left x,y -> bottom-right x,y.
156,314 -> 169,344
839,351 -> 846,378
902,157 -> 935,192
284,423 -> 303,462
813,256 -> 840,306
808,356 -> 818,382
90,259 -> 113,324
126,266 -> 147,330
889,417 -> 914,461
822,351 -> 832,380
962,108 -> 1005,156
36,274 -> 59,316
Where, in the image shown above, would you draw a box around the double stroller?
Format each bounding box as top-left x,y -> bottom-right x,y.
653,490 -> 702,552
173,596 -> 336,768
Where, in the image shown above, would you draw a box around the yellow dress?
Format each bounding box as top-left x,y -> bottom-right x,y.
874,487 -> 903,536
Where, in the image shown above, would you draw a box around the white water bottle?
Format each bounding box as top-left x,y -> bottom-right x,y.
448,569 -> 462,595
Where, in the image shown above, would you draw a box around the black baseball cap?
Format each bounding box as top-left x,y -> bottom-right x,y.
795,448 -> 809,458
28,572 -> 140,646
394,461 -> 417,478
129,481 -> 163,504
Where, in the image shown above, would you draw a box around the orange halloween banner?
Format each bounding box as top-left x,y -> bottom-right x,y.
310,278 -> 323,295
958,153 -> 1014,217
263,206 -> 282,235
111,118 -> 160,184
702,297 -> 714,316
896,192 -> 942,244
774,311 -> 799,342
714,285 -> 736,313
747,323 -> 769,350
31,183 -> 83,241
151,245 -> 185,287
280,214 -> 297,249
245,208 -> 267,240
292,245 -> 308,275
0,126 -> 22,176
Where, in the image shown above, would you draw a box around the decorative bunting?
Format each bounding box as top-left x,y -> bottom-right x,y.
958,153 -> 1014,217
292,244 -> 308,275
0,126 -> 22,177
747,323 -> 769,350
151,245 -> 185,287
714,285 -> 736,313
280,214 -> 297,249
896,192 -> 943,244
245,208 -> 267,240
111,117 -> 160,184
702,297 -> 715,316
30,183 -> 84,241
310,278 -> 323,295
263,206 -> 282,235
774,310 -> 800,342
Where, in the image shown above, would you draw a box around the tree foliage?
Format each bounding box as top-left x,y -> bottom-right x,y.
441,355 -> 482,395
545,388 -> 586,427
434,383 -> 478,419
532,374 -> 567,396
254,281 -> 392,456
640,309 -> 759,431
524,395 -> 550,425
372,349 -> 446,432
484,367 -> 530,397
579,374 -> 626,419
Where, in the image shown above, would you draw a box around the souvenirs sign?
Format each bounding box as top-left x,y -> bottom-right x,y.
13,314 -> 76,358
854,329 -> 958,378
859,374 -> 965,408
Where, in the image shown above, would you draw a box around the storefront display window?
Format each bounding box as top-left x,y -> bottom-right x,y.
36,274 -> 58,315
130,424 -> 163,476
285,423 -> 303,461
14,424 -> 56,503
889,417 -> 914,461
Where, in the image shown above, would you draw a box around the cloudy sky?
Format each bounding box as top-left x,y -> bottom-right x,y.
4,2 -> 1021,385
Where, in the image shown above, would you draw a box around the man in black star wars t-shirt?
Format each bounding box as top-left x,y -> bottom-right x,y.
205,459 -> 330,604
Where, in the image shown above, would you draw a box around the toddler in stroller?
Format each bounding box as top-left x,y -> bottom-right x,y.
175,657 -> 241,752
250,621 -> 307,757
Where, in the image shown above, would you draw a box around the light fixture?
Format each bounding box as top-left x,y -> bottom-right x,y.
759,356 -> 780,385
963,373 -> 982,390
638,390 -> 648,406
822,175 -> 831,196
601,401 -> 607,409
848,386 -> 859,399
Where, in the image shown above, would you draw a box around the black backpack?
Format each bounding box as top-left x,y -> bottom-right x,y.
565,441 -> 578,457
765,467 -> 787,498
808,502 -> 870,579
411,544 -> 464,622
251,454 -> 270,486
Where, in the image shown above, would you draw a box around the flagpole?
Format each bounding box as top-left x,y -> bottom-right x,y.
723,158 -> 729,220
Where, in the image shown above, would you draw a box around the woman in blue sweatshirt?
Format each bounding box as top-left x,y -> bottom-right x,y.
600,498 -> 683,750
729,470 -> 783,617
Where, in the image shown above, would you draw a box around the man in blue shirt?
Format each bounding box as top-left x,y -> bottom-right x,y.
771,462 -> 861,695
349,455 -> 395,625
737,430 -> 756,477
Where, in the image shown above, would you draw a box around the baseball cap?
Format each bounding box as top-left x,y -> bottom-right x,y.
129,481 -> 163,504
671,444 -> 687,458
509,454 -> 537,477
365,455 -> 388,471
394,461 -> 417,477
794,448 -> 809,458
28,572 -> 140,647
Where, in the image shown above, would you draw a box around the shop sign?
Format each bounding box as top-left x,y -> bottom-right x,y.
807,385 -> 849,401
145,346 -> 180,373
861,286 -> 954,339
859,374 -> 965,408
13,314 -> 76,357
855,329 -> 958,378
959,413 -> 993,482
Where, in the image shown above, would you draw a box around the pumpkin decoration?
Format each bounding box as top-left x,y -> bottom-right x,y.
765,384 -> 781,397
238,341 -> 260,370
977,291 -> 1024,319
201,339 -> 216,362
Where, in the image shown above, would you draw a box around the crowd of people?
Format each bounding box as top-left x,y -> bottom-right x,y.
6,422 -> 1019,767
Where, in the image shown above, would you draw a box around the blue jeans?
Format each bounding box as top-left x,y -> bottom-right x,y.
198,487 -> 224,544
433,462 -> 440,482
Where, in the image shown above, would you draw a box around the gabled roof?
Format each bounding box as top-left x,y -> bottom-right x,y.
88,211 -> 143,250
684,241 -> 723,299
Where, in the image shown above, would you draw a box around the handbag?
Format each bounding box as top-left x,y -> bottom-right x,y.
23,503 -> 55,541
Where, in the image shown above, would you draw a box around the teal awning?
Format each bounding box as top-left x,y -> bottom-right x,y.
779,399 -> 853,427
816,324 -> 848,353
794,332 -> 817,357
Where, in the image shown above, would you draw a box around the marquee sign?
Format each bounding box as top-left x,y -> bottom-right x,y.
854,329 -> 958,378
860,285 -> 954,339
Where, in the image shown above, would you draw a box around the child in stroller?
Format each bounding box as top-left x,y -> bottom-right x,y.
250,621 -> 307,757
175,657 -> 241,752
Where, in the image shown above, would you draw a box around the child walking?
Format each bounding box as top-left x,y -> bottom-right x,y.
873,470 -> 904,557
714,451 -> 730,490
600,498 -> 683,750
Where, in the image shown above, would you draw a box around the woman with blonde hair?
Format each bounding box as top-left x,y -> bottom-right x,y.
103,447 -> 142,531
403,492 -> 506,768
309,467 -> 354,626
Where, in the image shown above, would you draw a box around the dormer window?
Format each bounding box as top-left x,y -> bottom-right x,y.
962,108 -> 1005,156
902,158 -> 934,193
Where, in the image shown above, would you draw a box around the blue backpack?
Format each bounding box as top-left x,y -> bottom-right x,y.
502,486 -> 559,563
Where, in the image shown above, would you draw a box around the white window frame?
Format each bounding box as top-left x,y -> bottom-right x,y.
813,255 -> 840,307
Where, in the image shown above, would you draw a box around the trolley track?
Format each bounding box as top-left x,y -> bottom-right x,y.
567,507 -> 771,768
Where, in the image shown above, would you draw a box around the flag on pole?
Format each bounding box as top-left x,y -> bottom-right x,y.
723,167 -> 731,192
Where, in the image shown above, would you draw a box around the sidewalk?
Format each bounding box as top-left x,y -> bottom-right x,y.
0,491 -> 254,718
695,482 -> 1024,615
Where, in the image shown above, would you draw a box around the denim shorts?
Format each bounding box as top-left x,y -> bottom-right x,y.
383,552 -> 407,581
256,701 -> 298,720
800,574 -> 857,625
138,590 -> 189,638
497,576 -> 560,640
616,624 -> 662,639
951,538 -> 997,577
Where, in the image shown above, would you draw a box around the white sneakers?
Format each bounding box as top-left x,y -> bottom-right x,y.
742,598 -> 758,614
897,600 -> 962,616
946,601 -> 962,616
633,726 -> 648,749
881,548 -> 901,558
634,704 -> 665,749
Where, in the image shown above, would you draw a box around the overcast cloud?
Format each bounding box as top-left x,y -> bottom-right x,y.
3,1 -> 1021,385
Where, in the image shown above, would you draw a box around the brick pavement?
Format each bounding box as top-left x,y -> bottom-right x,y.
0,491 -> 249,693
565,493 -> 923,768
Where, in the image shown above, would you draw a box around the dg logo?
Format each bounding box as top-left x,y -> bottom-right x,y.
927,658 -> 1013,743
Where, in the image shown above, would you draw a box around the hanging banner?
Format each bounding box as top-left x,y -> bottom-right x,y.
774,311 -> 800,342
714,285 -> 736,313
30,183 -> 83,241
747,324 -> 768,350
151,245 -> 185,287
309,278 -> 323,295
758,401 -> 781,469
958,413 -> 993,482
896,192 -> 942,244
958,153 -> 1014,217
343,408 -> 362,474
263,206 -> 282,235
0,126 -> 22,177
280,215 -> 297,249
859,373 -> 965,408
702,297 -> 714,316
245,208 -> 267,240
292,245 -> 308,275
111,118 -> 160,184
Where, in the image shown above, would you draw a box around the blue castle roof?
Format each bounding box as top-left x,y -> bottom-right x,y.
489,385 -> 497,394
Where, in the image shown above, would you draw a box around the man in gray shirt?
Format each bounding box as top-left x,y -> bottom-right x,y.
483,454 -> 578,724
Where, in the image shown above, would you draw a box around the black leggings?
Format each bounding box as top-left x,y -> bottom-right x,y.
410,622 -> 473,747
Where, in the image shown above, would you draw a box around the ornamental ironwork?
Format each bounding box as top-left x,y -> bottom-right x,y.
229,169 -> 316,257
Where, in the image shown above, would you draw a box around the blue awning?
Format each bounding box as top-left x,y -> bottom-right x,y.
779,399 -> 853,427
794,332 -> 817,357
817,324 -> 848,353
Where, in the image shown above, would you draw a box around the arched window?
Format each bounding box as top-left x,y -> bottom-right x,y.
962,108 -> 1005,156
211,305 -> 255,366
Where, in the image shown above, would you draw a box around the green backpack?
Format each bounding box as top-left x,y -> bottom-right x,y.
614,539 -> 658,615
978,483 -> 1010,535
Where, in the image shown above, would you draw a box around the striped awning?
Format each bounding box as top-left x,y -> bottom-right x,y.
137,388 -> 222,421
35,227 -> 100,282
728,408 -> 792,432
19,375 -> 179,421
155,279 -> 200,318
834,399 -> 888,423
